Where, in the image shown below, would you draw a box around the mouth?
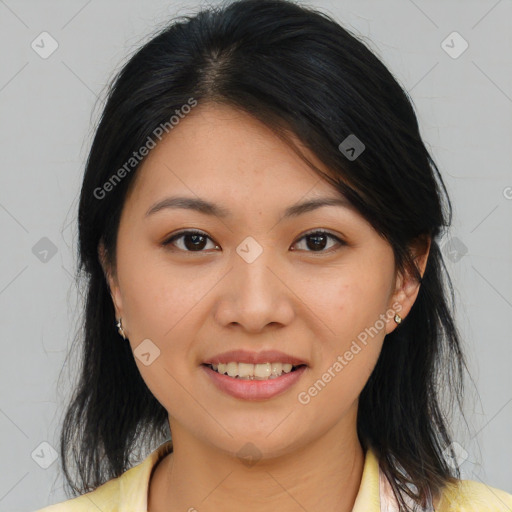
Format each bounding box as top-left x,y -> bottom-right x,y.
202,362 -> 307,381
201,362 -> 308,400
201,350 -> 309,400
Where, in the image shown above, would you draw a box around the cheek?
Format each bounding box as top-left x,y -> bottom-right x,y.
118,248 -> 196,340
297,266 -> 389,342
298,307 -> 385,419
295,267 -> 388,393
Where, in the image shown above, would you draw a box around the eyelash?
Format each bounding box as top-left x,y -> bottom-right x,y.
161,229 -> 346,254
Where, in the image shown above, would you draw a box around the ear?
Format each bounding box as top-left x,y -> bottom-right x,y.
98,240 -> 124,321
386,234 -> 431,334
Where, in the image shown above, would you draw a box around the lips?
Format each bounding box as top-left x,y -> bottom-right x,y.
200,349 -> 308,400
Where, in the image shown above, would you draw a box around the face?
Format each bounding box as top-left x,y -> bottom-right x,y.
100,102 -> 428,460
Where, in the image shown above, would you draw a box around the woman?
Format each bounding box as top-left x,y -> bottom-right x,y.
35,0 -> 512,511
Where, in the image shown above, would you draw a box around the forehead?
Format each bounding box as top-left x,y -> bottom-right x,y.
124,103 -> 346,214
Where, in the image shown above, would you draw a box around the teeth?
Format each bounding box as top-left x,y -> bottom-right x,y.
226,362 -> 238,378
271,363 -> 282,376
210,362 -> 299,379
254,362 -> 271,378
238,363 -> 254,378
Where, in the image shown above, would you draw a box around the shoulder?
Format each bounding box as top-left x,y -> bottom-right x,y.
32,440 -> 173,512
436,477 -> 512,511
32,477 -> 121,512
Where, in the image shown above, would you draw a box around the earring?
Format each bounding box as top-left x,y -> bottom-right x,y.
394,313 -> 402,324
116,317 -> 127,340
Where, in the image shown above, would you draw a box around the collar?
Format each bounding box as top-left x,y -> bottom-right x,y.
118,440 -> 385,511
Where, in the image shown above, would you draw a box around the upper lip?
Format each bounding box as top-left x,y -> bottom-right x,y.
203,350 -> 308,366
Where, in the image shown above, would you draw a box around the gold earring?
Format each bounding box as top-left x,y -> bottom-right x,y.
394,313 -> 402,324
116,317 -> 127,339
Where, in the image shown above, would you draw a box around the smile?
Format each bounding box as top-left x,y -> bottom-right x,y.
201,363 -> 307,400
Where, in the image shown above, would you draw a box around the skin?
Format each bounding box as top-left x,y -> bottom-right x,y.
99,102 -> 430,512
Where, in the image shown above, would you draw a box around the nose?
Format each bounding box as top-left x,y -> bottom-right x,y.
213,241 -> 295,333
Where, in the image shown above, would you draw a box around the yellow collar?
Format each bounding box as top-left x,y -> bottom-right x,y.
118,440 -> 383,511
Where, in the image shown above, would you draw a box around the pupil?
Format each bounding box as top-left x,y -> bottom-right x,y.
185,234 -> 206,251
307,234 -> 327,251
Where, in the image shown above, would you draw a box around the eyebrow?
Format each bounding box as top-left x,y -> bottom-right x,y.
145,195 -> 352,220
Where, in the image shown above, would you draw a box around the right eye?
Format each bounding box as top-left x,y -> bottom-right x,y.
162,230 -> 220,252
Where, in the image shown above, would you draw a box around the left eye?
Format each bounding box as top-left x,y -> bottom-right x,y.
292,230 -> 345,253
162,229 -> 345,253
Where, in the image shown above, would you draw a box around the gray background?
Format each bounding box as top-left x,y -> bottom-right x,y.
0,0 -> 511,510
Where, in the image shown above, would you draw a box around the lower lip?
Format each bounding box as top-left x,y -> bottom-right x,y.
201,364 -> 307,400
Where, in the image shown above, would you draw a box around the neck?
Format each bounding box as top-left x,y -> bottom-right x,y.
148,409 -> 366,512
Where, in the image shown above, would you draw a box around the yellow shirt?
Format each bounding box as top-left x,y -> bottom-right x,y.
35,440 -> 512,511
